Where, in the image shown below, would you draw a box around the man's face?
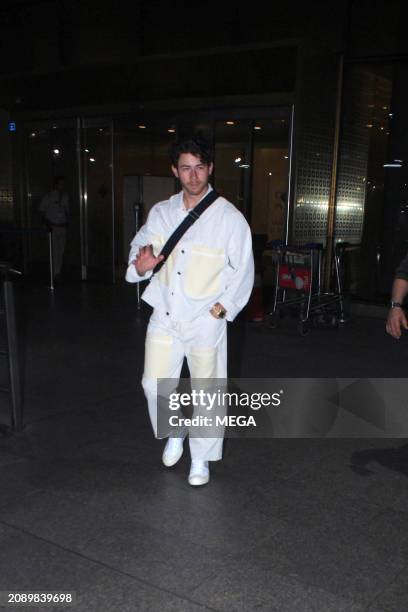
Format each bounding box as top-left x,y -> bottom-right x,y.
172,153 -> 213,198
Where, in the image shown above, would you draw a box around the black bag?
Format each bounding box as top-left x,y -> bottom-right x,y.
153,189 -> 219,275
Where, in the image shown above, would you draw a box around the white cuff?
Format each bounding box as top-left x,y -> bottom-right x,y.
125,263 -> 153,283
218,298 -> 240,322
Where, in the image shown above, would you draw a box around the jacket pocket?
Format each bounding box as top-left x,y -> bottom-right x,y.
184,245 -> 225,298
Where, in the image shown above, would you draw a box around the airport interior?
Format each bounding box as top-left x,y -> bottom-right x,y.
1,1 -> 408,610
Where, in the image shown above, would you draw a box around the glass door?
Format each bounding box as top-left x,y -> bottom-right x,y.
251,117 -> 290,242
214,120 -> 252,216
213,109 -> 292,244
81,118 -> 115,282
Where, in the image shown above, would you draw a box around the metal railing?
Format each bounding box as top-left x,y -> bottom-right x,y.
0,262 -> 23,432
0,227 -> 54,290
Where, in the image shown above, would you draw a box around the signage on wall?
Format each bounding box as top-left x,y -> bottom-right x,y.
8,122 -> 16,132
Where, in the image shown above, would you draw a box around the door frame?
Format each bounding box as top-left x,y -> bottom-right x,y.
81,117 -> 115,283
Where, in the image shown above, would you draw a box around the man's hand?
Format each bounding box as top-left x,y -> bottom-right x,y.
386,307 -> 408,339
133,245 -> 164,277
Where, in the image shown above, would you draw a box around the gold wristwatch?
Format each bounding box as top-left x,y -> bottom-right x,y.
210,303 -> 227,319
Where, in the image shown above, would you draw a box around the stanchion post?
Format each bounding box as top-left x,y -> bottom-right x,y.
48,230 -> 54,291
3,280 -> 23,431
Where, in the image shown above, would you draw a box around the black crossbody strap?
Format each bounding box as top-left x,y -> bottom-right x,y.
152,189 -> 219,275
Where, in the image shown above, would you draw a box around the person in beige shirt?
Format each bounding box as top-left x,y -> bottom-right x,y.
39,176 -> 70,280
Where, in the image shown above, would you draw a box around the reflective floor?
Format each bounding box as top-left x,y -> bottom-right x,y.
0,281 -> 407,611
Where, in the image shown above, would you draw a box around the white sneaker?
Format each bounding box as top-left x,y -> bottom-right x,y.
162,437 -> 185,467
188,460 -> 210,486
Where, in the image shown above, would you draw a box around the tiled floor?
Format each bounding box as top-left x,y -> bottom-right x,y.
1,281 -> 407,611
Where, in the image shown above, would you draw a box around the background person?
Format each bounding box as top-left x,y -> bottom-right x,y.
39,176 -> 70,280
386,253 -> 408,339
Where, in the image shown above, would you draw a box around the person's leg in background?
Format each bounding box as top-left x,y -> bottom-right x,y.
52,227 -> 67,278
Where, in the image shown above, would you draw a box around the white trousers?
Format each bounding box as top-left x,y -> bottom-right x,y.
51,227 -> 67,277
141,309 -> 227,461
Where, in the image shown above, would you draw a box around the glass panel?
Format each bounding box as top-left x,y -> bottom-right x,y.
83,121 -> 114,281
114,119 -> 178,263
214,120 -> 251,214
292,54 -> 339,247
378,63 -> 408,296
25,122 -> 79,279
251,118 -> 290,241
335,64 -> 393,300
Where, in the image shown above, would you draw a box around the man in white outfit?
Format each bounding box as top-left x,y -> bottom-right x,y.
126,136 -> 254,486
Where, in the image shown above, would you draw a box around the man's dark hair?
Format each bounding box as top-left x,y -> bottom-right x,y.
169,135 -> 214,167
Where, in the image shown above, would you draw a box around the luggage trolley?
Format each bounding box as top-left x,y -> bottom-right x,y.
267,243 -> 345,336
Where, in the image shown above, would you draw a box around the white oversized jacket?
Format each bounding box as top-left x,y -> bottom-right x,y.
125,187 -> 254,322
